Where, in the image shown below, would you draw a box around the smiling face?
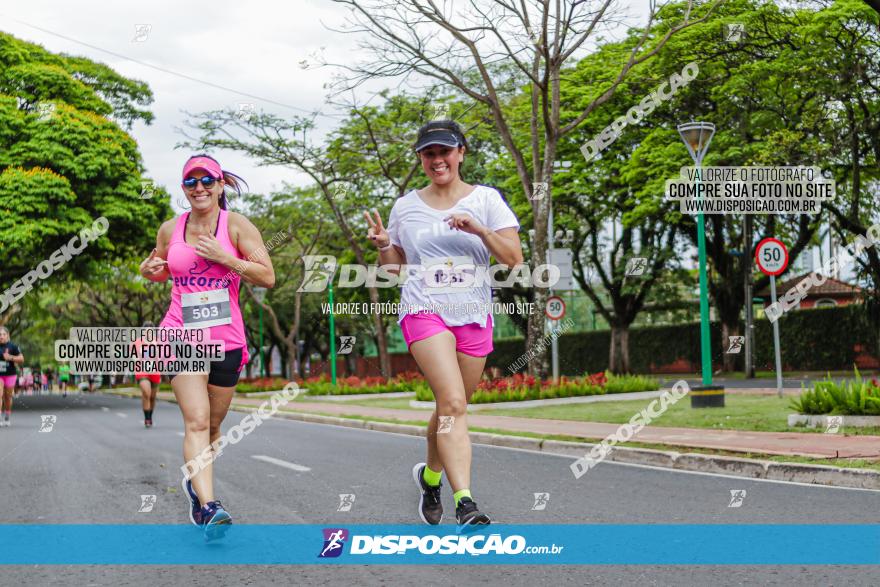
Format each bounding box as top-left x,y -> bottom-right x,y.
0,328 -> 8,345
418,144 -> 465,186
182,169 -> 225,211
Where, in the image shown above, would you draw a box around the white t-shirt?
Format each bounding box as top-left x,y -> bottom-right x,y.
386,185 -> 520,327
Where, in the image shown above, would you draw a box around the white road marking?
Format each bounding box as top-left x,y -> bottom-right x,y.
115,413 -> 128,418
251,455 -> 311,472
177,432 -> 185,437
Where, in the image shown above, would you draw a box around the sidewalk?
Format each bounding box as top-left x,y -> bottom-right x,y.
136,390 -> 880,461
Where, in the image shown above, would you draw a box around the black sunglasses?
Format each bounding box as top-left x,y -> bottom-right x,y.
183,176 -> 218,189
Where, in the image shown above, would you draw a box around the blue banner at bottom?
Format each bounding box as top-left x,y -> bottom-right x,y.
0,525 -> 877,565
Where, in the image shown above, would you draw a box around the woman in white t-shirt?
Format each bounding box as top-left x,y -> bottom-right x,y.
364,120 -> 523,529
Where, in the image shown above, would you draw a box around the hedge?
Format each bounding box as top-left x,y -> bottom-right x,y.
488,305 -> 878,375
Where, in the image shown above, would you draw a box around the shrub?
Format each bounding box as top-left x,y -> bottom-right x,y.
790,368 -> 880,415
414,371 -> 658,404
237,377 -> 292,394
488,305 -> 878,374
303,372 -> 427,396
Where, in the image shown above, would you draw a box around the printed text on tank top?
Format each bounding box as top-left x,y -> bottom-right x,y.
173,212 -> 221,287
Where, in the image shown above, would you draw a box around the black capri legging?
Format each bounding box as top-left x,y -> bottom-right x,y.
170,347 -> 244,387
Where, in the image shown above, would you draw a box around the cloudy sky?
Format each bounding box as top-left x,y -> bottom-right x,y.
3,0 -> 654,211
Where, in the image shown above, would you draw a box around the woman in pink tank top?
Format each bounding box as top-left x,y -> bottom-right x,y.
139,154 -> 275,538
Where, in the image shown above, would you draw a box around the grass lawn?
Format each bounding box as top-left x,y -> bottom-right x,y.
330,396 -> 427,410
662,370 -> 878,381
482,394 -> 880,436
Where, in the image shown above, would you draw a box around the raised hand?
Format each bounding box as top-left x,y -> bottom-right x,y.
140,248 -> 168,277
364,209 -> 391,249
444,213 -> 487,237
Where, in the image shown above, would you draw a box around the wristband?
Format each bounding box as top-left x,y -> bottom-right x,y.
378,242 -> 394,252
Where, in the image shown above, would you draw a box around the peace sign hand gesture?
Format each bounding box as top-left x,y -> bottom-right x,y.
364,209 -> 391,249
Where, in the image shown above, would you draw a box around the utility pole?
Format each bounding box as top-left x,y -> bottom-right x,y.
744,215 -> 755,378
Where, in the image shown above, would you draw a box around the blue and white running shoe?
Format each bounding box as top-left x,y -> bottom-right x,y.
182,477 -> 202,526
201,500 -> 232,542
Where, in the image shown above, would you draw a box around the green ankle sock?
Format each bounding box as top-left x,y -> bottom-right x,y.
422,465 -> 442,487
453,489 -> 472,506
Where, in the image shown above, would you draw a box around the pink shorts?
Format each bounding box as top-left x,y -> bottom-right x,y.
0,375 -> 17,389
400,313 -> 493,357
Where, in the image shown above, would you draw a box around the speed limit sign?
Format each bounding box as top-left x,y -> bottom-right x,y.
545,296 -> 566,320
755,238 -> 788,276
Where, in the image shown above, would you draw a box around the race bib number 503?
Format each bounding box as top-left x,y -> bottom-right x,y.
181,289 -> 233,329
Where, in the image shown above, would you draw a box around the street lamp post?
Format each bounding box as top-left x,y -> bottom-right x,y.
678,122 -> 725,407
253,286 -> 267,378
323,263 -> 338,387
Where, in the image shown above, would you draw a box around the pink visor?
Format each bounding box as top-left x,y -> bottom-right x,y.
182,156 -> 222,180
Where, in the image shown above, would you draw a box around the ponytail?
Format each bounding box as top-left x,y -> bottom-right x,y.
220,170 -> 248,210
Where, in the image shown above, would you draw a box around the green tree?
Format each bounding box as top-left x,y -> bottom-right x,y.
0,32 -> 164,301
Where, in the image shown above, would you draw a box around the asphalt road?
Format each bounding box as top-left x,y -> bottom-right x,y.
0,391 -> 877,586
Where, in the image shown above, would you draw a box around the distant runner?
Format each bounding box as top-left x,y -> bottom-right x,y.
0,327 -> 25,427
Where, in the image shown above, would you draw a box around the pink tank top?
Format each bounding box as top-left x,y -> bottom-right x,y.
160,209 -> 249,364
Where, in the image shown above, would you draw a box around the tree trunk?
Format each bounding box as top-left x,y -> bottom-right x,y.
366,285 -> 392,377
609,325 -> 630,374
721,321 -> 741,373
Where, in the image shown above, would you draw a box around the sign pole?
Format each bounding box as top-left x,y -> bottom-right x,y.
769,275 -> 783,398
329,278 -> 336,386
755,237 -> 788,399
548,195 -> 558,383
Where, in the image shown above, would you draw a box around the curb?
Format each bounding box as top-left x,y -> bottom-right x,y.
104,390 -> 880,491
222,404 -> 880,491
